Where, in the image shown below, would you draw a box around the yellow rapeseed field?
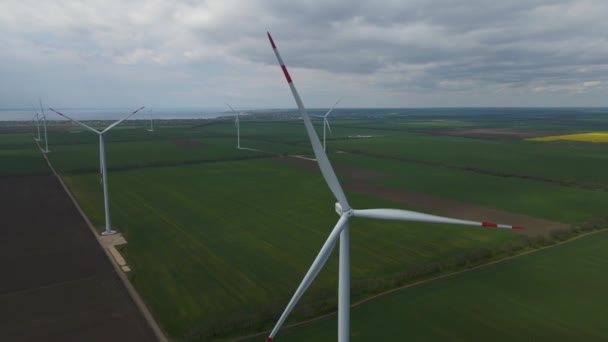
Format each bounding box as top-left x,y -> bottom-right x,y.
527,132 -> 608,143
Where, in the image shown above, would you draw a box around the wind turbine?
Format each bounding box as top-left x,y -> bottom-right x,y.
147,109 -> 154,132
226,104 -> 241,149
49,107 -> 144,235
266,32 -> 523,342
38,100 -> 50,153
32,111 -> 41,142
312,99 -> 341,152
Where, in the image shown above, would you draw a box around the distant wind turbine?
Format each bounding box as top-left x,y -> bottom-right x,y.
226,104 -> 241,149
49,107 -> 144,235
31,108 -> 41,142
312,98 -> 341,152
38,100 -> 50,153
147,109 -> 154,132
266,31 -> 522,342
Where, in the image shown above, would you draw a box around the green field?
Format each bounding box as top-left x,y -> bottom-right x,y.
63,159 -> 524,339
0,133 -> 50,176
277,230 -> 608,341
4,109 -> 607,340
330,153 -> 608,224
328,133 -> 608,186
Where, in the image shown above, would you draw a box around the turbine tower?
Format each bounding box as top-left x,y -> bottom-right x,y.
226,104 -> 241,149
313,98 -> 341,152
147,109 -> 154,132
50,107 -> 144,235
31,104 -> 41,142
39,100 -> 50,153
266,32 -> 522,342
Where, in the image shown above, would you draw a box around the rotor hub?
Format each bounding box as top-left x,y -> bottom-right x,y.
334,202 -> 353,217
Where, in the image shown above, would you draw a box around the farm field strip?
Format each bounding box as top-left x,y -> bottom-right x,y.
276,229 -> 608,341
63,159 -> 525,339
8,113 -> 608,340
0,135 -> 51,176
328,132 -> 608,186
528,132 -> 608,143
48,137 -> 271,174
327,152 -> 608,224
339,148 -> 608,192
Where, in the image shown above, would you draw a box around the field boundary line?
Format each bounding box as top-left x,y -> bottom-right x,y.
34,137 -> 169,342
343,149 -> 608,192
231,227 -> 607,341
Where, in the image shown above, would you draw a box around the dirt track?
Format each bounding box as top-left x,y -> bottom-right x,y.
0,175 -> 156,341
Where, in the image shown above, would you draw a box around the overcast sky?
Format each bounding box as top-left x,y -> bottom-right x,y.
1,0 -> 607,109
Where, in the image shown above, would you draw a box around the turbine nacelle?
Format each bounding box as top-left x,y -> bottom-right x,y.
335,202 -> 354,217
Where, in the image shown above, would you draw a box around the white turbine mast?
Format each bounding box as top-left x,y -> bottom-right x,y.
31,104 -> 41,142
49,106 -> 144,235
38,100 -> 50,153
226,104 -> 241,149
147,108 -> 154,132
265,32 -> 523,342
312,98 -> 341,152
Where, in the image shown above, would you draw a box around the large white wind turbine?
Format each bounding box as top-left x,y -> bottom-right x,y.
312,99 -> 341,152
38,100 -> 50,153
265,32 -> 523,342
226,104 -> 241,149
49,107 -> 144,235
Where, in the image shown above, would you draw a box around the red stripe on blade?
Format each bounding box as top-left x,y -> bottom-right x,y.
266,338 -> 273,342
267,32 -> 276,49
512,226 -> 524,230
482,222 -> 498,227
281,65 -> 292,83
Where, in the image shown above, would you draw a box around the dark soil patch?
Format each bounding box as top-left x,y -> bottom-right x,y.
346,182 -> 569,237
0,175 -> 156,341
173,139 -> 207,148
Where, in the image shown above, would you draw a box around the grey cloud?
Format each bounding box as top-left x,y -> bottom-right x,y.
1,0 -> 608,109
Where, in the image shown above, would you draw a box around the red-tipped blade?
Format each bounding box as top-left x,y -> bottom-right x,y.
266,337 -> 273,342
481,221 -> 524,230
281,65 -> 293,83
267,32 -> 276,48
267,32 -> 293,83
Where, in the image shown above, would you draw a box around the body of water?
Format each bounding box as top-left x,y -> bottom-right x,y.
1,107 -> 607,121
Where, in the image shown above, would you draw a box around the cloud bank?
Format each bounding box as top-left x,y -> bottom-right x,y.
1,0 -> 607,109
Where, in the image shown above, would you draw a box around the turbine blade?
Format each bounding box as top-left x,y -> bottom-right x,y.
31,102 -> 40,118
323,98 -> 341,118
226,104 -> 240,127
101,106 -> 145,134
38,99 -> 46,118
352,208 -> 523,230
267,31 -> 350,211
49,108 -> 100,134
267,214 -> 350,341
325,118 -> 332,133
226,103 -> 237,113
